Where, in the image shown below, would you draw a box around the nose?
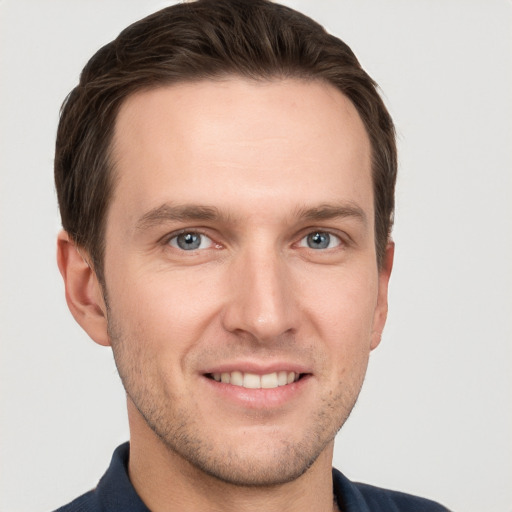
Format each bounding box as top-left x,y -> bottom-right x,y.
221,246 -> 298,343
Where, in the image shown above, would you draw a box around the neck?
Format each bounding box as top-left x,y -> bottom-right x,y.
127,405 -> 337,512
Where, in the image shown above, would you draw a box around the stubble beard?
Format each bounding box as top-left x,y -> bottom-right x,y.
106,309 -> 365,488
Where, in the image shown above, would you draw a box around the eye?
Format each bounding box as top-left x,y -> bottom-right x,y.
299,231 -> 342,250
168,232 -> 214,251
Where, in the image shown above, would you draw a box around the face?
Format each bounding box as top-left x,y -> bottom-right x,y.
101,78 -> 391,486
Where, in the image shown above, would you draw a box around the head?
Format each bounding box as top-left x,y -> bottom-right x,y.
55,0 -> 397,492
55,0 -> 396,286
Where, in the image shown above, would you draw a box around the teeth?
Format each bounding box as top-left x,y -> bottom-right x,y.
243,373 -> 261,389
277,371 -> 288,386
231,371 -> 243,386
211,370 -> 300,389
260,372 -> 278,389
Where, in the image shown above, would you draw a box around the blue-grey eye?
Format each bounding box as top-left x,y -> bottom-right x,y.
169,232 -> 213,250
299,231 -> 341,250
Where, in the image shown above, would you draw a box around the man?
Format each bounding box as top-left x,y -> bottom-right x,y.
54,0 -> 449,510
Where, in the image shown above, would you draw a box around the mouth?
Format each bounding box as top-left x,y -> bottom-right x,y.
205,371 -> 306,389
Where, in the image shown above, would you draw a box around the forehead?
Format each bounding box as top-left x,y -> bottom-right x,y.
109,77 -> 372,227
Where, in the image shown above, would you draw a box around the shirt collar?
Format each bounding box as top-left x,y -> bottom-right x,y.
98,442 -> 365,511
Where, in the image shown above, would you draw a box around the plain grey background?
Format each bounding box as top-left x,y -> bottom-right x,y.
1,1 -> 511,511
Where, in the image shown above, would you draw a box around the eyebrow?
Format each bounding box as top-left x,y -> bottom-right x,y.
294,203 -> 368,226
135,204 -> 227,231
135,201 -> 368,231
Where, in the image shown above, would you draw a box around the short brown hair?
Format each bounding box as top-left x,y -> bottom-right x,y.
55,0 -> 396,283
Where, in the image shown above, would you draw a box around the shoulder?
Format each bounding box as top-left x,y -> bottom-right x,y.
352,482 -> 451,512
333,468 -> 451,512
52,489 -> 99,512
51,443 -> 149,512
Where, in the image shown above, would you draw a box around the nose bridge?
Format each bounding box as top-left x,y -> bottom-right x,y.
222,241 -> 296,341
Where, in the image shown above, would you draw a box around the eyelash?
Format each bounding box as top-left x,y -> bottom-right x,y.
165,230 -> 217,251
297,231 -> 343,250
163,228 -> 347,253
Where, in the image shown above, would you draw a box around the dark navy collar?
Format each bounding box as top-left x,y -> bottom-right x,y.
69,442 -> 448,512
97,443 -> 359,511
95,443 -> 150,511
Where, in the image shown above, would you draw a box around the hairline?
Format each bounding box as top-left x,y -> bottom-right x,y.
83,74 -> 386,283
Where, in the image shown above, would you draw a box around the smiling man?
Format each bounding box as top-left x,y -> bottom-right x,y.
54,1 -> 449,511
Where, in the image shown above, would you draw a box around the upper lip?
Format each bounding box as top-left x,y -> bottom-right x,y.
201,361 -> 312,376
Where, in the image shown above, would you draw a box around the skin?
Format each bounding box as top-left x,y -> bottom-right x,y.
58,77 -> 393,512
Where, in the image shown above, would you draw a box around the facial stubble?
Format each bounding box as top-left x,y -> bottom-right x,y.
105,300 -> 367,488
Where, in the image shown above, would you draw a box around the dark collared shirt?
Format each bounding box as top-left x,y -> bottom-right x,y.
54,443 -> 450,512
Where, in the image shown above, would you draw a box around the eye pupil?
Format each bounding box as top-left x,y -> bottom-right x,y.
177,232 -> 201,250
307,232 -> 330,249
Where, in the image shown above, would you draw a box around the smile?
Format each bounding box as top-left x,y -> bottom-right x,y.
208,371 -> 301,389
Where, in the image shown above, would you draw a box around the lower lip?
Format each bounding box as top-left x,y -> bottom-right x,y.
202,374 -> 311,409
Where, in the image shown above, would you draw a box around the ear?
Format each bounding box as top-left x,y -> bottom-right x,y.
370,241 -> 394,350
56,230 -> 110,346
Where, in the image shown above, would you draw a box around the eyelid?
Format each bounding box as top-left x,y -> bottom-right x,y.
160,227 -> 349,252
296,227 -> 350,247
298,230 -> 342,249
163,228 -> 219,250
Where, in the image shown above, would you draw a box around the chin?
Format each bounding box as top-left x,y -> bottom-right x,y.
161,431 -> 330,487
138,403 -> 339,488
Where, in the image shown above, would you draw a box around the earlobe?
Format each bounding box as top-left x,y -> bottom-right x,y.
57,231 -> 110,347
370,241 -> 394,350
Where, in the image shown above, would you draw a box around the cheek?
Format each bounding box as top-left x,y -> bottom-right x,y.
301,265 -> 379,339
299,266 -> 379,384
107,268 -> 222,353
